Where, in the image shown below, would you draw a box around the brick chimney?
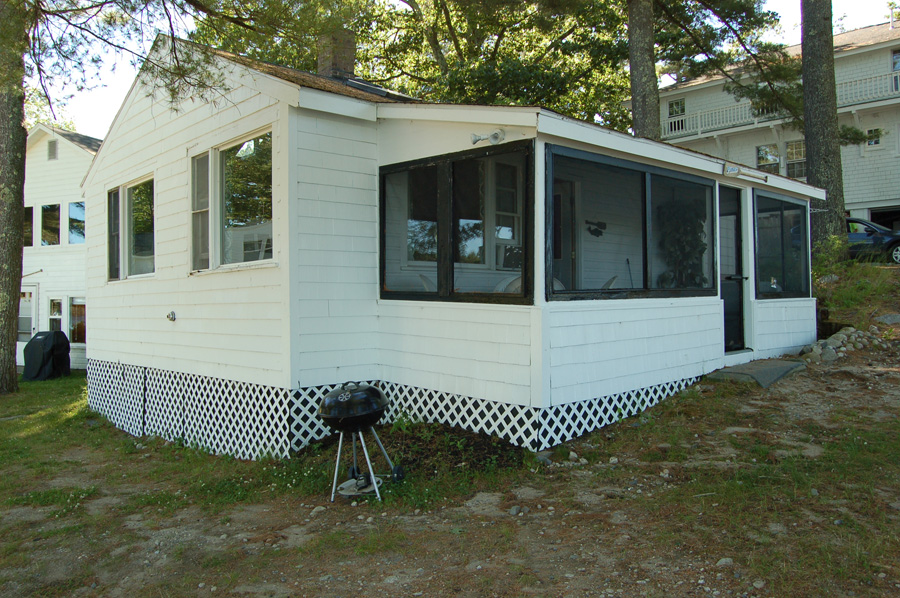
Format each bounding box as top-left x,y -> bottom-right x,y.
318,29 -> 356,79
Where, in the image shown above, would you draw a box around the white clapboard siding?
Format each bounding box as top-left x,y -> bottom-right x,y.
290,107 -> 382,387
84,66 -> 294,388
546,298 -> 722,405
377,302 -> 534,406
749,298 -> 817,358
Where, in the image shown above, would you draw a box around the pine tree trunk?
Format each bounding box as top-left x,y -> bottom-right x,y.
801,0 -> 845,251
628,0 -> 660,140
0,5 -> 28,394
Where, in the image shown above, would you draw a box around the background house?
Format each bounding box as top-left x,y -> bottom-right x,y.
19,124 -> 100,369
658,21 -> 900,230
82,39 -> 823,459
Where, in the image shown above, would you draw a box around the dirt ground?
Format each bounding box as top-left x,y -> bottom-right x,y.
2,337 -> 899,597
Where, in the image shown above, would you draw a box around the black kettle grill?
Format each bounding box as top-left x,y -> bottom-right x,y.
318,382 -> 404,501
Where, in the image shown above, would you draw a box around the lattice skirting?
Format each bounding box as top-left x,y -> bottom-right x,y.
87,359 -> 698,458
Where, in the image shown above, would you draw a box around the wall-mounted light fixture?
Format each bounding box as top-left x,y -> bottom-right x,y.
471,129 -> 506,145
723,162 -> 768,182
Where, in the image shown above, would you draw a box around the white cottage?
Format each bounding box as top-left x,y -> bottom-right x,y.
83,41 -> 824,459
19,124 -> 100,370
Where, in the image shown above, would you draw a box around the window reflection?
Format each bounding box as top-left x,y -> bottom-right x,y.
381,144 -> 529,298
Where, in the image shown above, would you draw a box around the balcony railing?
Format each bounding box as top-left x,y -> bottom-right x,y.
662,71 -> 900,140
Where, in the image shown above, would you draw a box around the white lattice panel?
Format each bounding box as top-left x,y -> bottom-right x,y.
535,377 -> 699,450
290,385 -> 338,452
381,382 -> 541,449
145,368 -> 186,441
87,361 -> 144,437
88,359 -> 698,457
182,375 -> 293,460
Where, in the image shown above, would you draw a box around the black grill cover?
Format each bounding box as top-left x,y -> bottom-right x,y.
23,331 -> 71,381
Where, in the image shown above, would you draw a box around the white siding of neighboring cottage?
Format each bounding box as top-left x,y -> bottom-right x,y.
661,34 -> 900,220
84,66 -> 295,388
19,130 -> 92,369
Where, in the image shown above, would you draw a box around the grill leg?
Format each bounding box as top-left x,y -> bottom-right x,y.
330,432 -> 344,503
370,428 -> 395,471
351,434 -> 359,478
357,429 -> 382,501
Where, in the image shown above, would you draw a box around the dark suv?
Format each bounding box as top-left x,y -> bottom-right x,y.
847,218 -> 900,264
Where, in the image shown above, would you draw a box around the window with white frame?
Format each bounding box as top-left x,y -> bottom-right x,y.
41,204 -> 60,245
23,206 -> 32,246
667,98 -> 686,133
756,144 -> 780,174
191,131 -> 272,271
107,178 -> 155,280
866,128 -> 882,147
785,140 -> 806,179
68,201 -> 85,244
49,299 -> 62,331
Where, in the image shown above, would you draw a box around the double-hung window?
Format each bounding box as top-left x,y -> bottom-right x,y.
191,131 -> 273,271
785,140 -> 806,180
108,178 -> 155,280
756,144 -> 780,174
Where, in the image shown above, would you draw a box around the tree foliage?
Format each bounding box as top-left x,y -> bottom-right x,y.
24,88 -> 76,131
193,0 -> 633,128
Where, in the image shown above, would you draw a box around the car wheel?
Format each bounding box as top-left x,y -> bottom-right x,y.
890,244 -> 900,265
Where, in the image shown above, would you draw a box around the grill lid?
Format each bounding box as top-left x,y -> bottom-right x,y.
318,382 -> 388,432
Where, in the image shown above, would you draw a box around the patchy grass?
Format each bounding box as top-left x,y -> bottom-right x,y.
2,286 -> 900,598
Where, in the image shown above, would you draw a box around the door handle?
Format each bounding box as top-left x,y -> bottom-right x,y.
725,275 -> 748,281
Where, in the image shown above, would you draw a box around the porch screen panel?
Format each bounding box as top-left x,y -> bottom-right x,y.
383,166 -> 438,293
649,175 -> 714,290
380,139 -> 532,302
551,155 -> 644,291
755,195 -> 809,298
453,154 -> 525,294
